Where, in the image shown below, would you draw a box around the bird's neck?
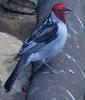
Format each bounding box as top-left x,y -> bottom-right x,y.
51,11 -> 66,24
57,13 -> 66,24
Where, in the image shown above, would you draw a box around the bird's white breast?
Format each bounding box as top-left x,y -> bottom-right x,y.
54,21 -> 68,51
37,21 -> 68,59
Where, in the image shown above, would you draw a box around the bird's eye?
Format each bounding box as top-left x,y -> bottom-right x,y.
58,10 -> 62,12
58,10 -> 64,13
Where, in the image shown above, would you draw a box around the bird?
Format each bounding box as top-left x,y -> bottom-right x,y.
4,2 -> 72,92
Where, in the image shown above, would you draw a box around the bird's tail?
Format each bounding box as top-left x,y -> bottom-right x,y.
4,55 -> 30,92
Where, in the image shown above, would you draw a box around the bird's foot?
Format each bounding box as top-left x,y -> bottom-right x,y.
43,61 -> 56,74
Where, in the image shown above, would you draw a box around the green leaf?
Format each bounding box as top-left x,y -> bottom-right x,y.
54,0 -> 63,2
30,0 -> 39,5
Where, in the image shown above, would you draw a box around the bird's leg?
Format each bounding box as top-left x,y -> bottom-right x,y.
30,62 -> 43,80
43,60 -> 56,74
35,62 -> 43,71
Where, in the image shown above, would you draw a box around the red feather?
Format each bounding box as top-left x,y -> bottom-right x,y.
52,2 -> 68,23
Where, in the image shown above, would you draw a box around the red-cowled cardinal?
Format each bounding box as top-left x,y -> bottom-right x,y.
4,2 -> 72,92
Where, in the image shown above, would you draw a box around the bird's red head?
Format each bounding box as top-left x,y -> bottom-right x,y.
52,2 -> 71,23
52,2 -> 68,11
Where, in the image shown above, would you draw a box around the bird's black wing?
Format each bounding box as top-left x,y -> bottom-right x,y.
15,23 -> 58,59
35,24 -> 58,43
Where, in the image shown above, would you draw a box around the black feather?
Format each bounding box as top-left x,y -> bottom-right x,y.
4,55 -> 29,92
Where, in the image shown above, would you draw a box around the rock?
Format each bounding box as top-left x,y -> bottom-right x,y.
0,0 -> 37,99
26,0 -> 85,100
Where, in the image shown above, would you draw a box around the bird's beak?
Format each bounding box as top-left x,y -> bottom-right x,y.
66,8 -> 73,12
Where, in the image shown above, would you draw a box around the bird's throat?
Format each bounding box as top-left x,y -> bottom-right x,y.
51,12 -> 66,24
58,14 -> 66,23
